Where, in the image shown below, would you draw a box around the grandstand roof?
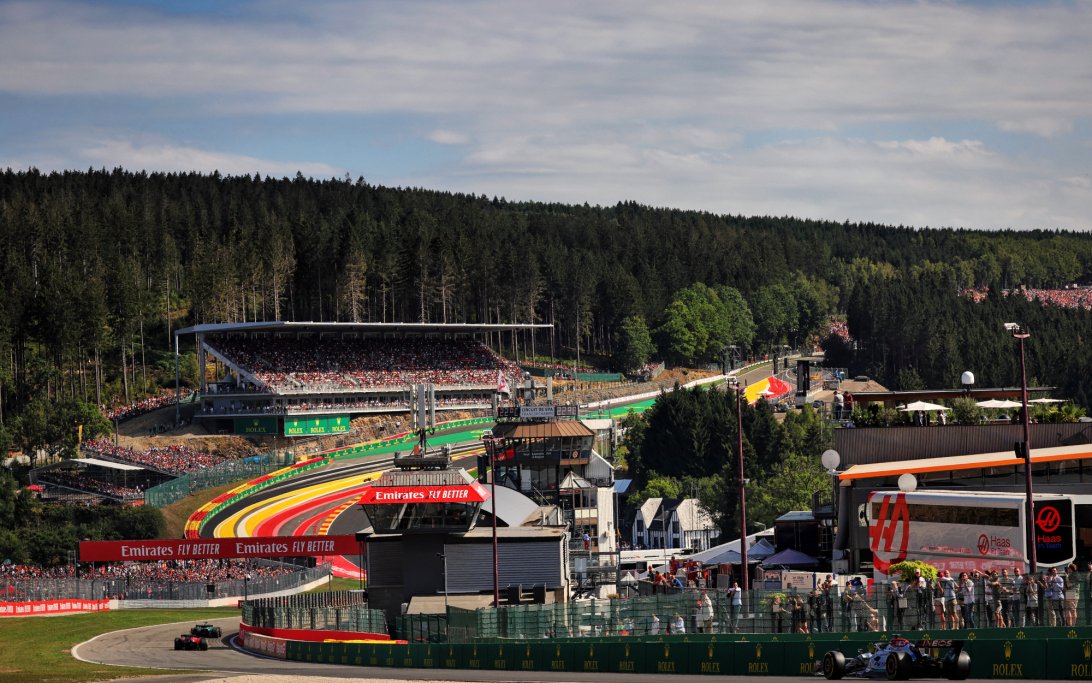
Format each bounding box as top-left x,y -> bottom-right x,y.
74,457 -> 144,471
491,420 -> 594,440
175,321 -> 551,337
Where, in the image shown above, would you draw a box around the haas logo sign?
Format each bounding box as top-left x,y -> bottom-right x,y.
868,492 -> 911,573
1036,506 -> 1061,533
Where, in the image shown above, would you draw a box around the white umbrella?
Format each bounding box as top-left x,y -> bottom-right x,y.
899,400 -> 950,412
976,399 -> 1023,409
1028,398 -> 1063,404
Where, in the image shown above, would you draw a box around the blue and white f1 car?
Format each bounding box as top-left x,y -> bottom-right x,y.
821,637 -> 970,680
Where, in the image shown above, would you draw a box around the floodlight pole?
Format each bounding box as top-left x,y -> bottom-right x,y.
1010,324 -> 1037,574
484,436 -> 500,608
736,385 -> 749,592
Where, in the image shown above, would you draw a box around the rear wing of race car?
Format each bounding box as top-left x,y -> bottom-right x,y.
917,638 -> 965,654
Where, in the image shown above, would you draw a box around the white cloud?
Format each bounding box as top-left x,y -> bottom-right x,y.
997,118 -> 1074,138
0,1 -> 1089,229
426,130 -> 470,145
78,138 -> 342,177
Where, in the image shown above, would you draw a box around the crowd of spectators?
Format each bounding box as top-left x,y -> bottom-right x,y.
962,285 -> 1092,311
826,318 -> 851,341
1020,286 -> 1092,311
104,389 -> 193,422
1,558 -> 299,590
36,470 -> 144,500
208,337 -> 521,393
199,394 -> 491,416
82,439 -> 226,475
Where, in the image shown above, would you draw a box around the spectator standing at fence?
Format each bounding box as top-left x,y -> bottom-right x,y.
1065,563 -> 1080,626
937,570 -> 956,629
728,581 -> 742,633
699,592 -> 714,633
821,575 -> 835,631
808,588 -> 823,633
648,613 -> 660,635
889,580 -> 907,630
1046,567 -> 1065,626
912,569 -> 928,629
1024,572 -> 1041,626
672,612 -> 685,634
984,571 -> 1000,627
770,595 -> 786,633
959,571 -> 977,629
833,390 -> 844,419
1000,568 -> 1016,627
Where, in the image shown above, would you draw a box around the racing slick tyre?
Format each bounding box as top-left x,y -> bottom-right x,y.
822,650 -> 846,680
199,641 -> 208,651
943,650 -> 971,680
174,642 -> 181,651
886,651 -> 911,680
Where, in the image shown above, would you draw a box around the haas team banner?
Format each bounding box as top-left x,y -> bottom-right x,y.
79,535 -> 360,562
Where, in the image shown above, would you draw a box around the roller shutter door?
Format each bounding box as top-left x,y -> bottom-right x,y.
445,542 -> 562,593
366,542 -> 404,588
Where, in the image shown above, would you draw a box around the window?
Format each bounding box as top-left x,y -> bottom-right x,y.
870,502 -> 1018,527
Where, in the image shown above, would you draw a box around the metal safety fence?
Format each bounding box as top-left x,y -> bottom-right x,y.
144,453 -> 290,507
460,575 -> 1092,642
242,589 -> 387,634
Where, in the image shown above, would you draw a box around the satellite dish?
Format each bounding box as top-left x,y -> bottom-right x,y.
821,449 -> 840,471
898,473 -> 918,492
961,371 -> 975,387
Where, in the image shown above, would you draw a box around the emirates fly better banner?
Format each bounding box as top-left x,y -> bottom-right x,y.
357,482 -> 490,505
78,534 -> 360,562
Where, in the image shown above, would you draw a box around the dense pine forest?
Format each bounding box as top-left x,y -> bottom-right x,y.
3,168 -> 1092,458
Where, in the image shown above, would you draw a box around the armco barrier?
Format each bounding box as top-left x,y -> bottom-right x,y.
264,627 -> 1092,678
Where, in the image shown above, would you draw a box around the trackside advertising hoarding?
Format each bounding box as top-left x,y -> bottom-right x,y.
357,483 -> 489,505
79,534 -> 360,562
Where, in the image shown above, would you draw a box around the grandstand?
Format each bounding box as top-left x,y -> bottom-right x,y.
174,321 -> 550,433
30,456 -> 171,504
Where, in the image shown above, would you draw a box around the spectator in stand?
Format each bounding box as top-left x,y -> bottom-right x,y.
207,336 -> 522,394
105,388 -> 193,422
82,439 -> 226,475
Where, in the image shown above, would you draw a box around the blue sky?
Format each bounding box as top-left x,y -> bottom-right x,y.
1,0 -> 1089,230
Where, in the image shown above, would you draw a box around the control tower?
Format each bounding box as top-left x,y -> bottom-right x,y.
358,442 -> 570,621
482,405 -> 618,597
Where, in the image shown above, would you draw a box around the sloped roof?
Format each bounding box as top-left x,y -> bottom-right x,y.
491,420 -> 593,439
761,548 -> 819,567
559,470 -> 594,490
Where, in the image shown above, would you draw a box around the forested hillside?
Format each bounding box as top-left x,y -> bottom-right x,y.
2,168 -> 1092,455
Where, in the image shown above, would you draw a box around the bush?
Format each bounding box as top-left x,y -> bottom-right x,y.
888,560 -> 937,583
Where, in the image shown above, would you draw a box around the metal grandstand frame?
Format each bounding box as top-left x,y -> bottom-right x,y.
172,321 -> 552,428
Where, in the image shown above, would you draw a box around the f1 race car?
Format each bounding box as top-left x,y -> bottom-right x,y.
821,637 -> 970,680
173,633 -> 209,651
190,622 -> 223,638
